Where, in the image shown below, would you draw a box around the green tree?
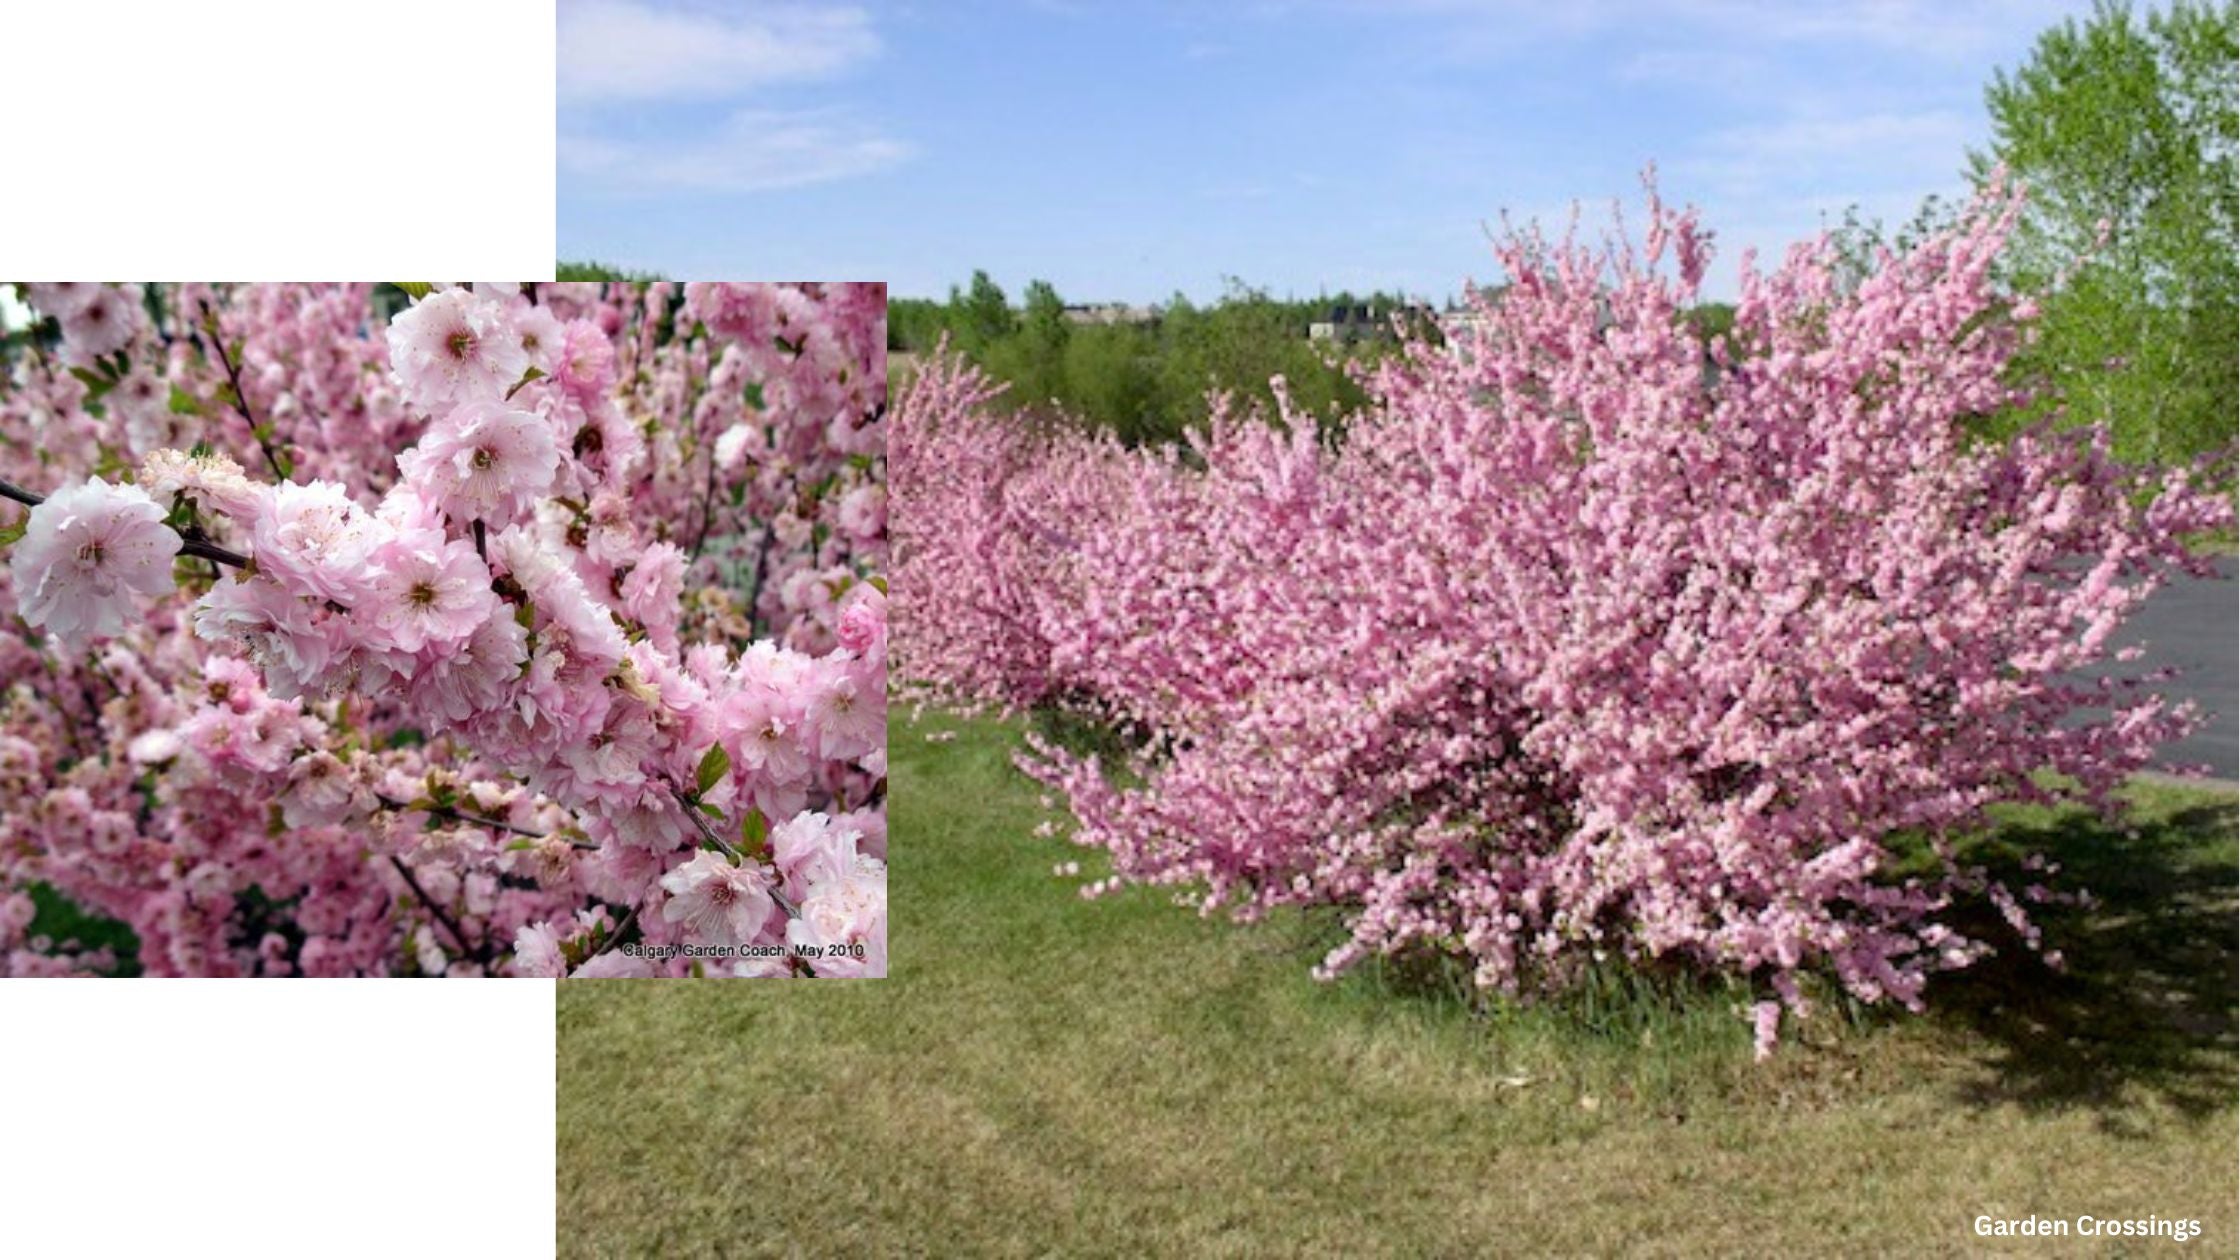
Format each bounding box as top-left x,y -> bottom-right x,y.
1009,279 -> 1071,403
1969,0 -> 2238,466
950,270 -> 1017,352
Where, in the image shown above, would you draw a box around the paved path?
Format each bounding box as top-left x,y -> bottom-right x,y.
2096,556 -> 2237,780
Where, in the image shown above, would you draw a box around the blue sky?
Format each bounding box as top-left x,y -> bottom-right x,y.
557,0 -> 2107,304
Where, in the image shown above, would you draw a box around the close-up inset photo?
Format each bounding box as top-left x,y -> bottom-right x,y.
0,281 -> 887,978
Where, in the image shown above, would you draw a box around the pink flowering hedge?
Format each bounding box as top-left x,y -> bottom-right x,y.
0,281 -> 886,977
893,179 -> 2232,1053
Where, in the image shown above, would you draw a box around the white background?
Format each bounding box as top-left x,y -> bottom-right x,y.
0,1 -> 554,279
0,3 -> 558,1255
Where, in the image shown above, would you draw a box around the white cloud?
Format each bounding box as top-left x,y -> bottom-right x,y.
1682,110 -> 1973,199
1315,0 -> 2061,50
557,1 -> 906,195
557,0 -> 879,104
560,109 -> 909,193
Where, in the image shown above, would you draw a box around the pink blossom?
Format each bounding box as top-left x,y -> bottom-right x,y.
249,479 -> 384,606
770,810 -> 860,896
23,282 -> 100,317
512,303 -> 566,376
281,750 -> 365,829
512,920 -> 568,977
658,850 -> 777,946
784,855 -> 886,979
835,585 -> 886,669
408,606 -> 529,724
8,477 -> 181,650
713,424 -> 755,471
836,484 -> 886,541
139,447 -> 265,519
385,287 -> 528,414
551,318 -> 617,403
363,531 -> 500,654
1752,1002 -> 1783,1063
803,661 -> 883,762
58,285 -> 142,363
191,571 -> 341,699
571,951 -> 656,979
395,400 -> 560,525
619,542 -> 686,651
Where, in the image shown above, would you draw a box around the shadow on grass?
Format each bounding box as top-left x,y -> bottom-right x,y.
1011,703 -> 2235,1112
1926,795 -> 2238,1120
1214,784 -> 2238,1115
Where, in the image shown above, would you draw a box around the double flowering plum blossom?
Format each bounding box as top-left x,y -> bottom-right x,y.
250,479 -> 384,607
8,478 -> 181,651
395,400 -> 560,525
385,286 -> 532,415
0,280 -> 885,978
362,530 -> 501,654
894,177 -> 2232,1052
786,853 -> 888,980
659,850 -> 779,945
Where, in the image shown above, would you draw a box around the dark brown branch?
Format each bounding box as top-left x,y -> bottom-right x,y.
670,784 -> 800,919
375,791 -> 547,839
0,477 -> 250,568
585,902 -> 642,961
688,443 -> 721,563
197,301 -> 289,481
0,478 -> 44,511
388,854 -> 488,966
739,525 -> 777,640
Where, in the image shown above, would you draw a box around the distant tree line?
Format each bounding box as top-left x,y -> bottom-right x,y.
890,272 -> 1423,446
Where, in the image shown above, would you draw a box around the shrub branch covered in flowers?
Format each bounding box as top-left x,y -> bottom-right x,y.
0,280 -> 886,977
892,177 -> 2232,1053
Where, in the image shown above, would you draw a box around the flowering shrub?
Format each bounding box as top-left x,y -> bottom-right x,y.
0,281 -> 886,977
893,178 -> 2232,1052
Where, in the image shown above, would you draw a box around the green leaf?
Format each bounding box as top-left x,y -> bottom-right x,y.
742,808 -> 768,855
504,364 -> 547,401
396,283 -> 434,300
167,386 -> 206,417
868,575 -> 888,595
697,801 -> 724,820
695,743 -> 731,797
0,520 -> 25,549
68,366 -> 113,400
503,839 -> 538,852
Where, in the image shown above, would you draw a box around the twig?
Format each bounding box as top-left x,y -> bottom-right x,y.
374,791 -> 551,840
670,784 -> 800,918
688,440 -> 721,563
585,902 -> 642,961
1,477 -> 250,568
739,525 -> 777,640
388,854 -> 488,966
0,478 -> 44,511
197,301 -> 289,481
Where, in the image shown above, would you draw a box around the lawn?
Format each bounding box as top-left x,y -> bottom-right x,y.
556,709 -> 2238,1257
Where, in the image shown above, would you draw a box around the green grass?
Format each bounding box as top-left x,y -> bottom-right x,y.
22,881 -> 140,976
556,710 -> 2238,1257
